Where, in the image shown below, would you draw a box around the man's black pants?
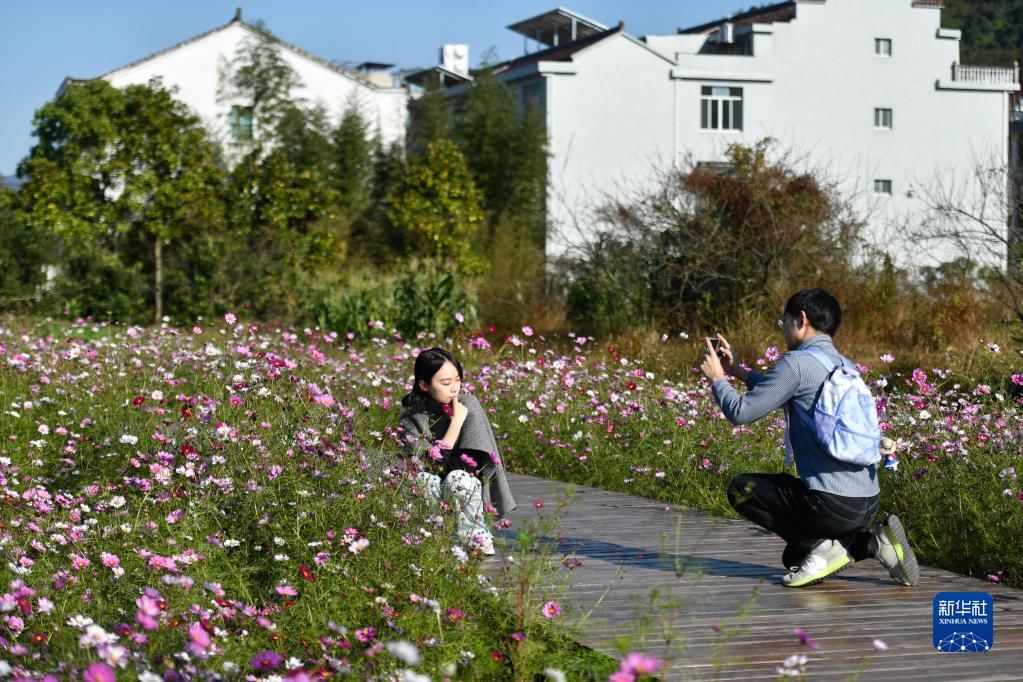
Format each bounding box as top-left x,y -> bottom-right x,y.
727,472 -> 879,569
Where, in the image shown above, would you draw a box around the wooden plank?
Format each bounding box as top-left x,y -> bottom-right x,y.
486,473 -> 1023,681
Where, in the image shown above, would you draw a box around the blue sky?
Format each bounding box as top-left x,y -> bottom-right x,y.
0,1 -> 748,176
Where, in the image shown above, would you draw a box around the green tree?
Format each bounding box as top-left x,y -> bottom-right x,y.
346,138 -> 407,266
19,79 -> 225,322
943,0 -> 1023,67
457,71 -> 548,250
456,72 -> 549,326
0,186 -> 50,309
217,21 -> 304,147
215,20 -> 346,317
224,104 -> 343,317
331,99 -> 374,217
459,71 -> 517,223
507,102 -> 549,248
407,81 -> 453,158
387,139 -> 485,273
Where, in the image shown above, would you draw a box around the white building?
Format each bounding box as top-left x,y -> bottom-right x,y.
432,2 -> 1019,266
57,10 -> 407,163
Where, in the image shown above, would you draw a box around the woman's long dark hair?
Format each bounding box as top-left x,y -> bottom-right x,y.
401,347 -> 464,413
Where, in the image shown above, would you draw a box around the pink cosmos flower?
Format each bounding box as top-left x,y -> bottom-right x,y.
793,627 -> 820,650
542,601 -> 562,618
224,312 -> 237,325
147,556 -> 178,572
621,652 -> 662,675
188,621 -> 211,649
83,663 -> 116,682
354,626 -> 376,642
4,615 -> 24,634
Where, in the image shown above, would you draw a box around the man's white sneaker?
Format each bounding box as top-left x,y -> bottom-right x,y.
782,539 -> 852,588
872,514 -> 919,586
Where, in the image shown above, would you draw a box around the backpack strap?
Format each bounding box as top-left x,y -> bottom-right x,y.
801,347 -> 849,373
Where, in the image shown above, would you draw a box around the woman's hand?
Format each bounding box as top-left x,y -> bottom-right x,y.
450,396 -> 468,424
442,396 -> 468,449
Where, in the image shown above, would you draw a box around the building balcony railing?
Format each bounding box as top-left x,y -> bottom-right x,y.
951,62 -> 1019,85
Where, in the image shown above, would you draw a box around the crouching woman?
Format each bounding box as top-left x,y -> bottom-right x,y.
397,347 -> 516,555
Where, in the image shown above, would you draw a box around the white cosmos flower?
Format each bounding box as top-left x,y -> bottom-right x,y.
387,639 -> 422,665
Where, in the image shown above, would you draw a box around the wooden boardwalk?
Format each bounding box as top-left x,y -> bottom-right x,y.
488,473 -> 1023,681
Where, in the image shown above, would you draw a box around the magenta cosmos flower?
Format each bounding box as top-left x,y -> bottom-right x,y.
251,649 -> 283,670
541,601 -> 561,618
82,663 -> 117,682
621,651 -> 662,675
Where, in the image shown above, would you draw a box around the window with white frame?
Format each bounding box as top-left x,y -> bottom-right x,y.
701,86 -> 743,131
874,108 -> 893,129
875,38 -> 892,56
874,179 -> 893,195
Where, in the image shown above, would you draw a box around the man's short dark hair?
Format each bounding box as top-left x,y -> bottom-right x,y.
784,288 -> 841,336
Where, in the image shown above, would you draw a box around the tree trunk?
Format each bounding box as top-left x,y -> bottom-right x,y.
154,238 -> 163,324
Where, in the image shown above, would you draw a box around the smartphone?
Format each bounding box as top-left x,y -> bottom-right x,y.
709,337 -> 726,359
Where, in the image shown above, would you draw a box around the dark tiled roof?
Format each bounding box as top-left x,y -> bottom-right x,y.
77,14 -> 385,90
488,21 -> 624,77
678,1 -> 796,35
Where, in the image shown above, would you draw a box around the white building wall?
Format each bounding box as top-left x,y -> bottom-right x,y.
541,35 -> 676,254
103,23 -> 407,160
534,0 -> 1014,266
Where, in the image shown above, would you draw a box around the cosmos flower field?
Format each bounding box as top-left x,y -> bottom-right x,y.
1,316 -> 1020,679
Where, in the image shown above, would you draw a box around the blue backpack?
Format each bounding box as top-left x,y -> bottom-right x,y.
794,348 -> 882,467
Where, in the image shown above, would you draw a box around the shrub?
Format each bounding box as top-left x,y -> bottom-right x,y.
300,264 -> 478,338
565,140 -> 861,334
